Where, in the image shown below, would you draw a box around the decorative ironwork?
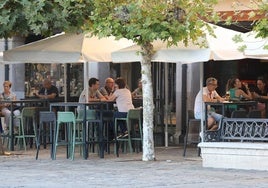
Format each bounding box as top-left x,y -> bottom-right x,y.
220,118 -> 268,142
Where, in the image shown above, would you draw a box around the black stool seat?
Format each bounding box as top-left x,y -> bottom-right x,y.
183,110 -> 201,157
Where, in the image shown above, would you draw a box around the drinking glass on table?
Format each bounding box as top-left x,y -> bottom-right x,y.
225,91 -> 230,101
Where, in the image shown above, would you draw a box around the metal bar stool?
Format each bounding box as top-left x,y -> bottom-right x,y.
76,108 -> 97,156
53,111 -> 77,160
183,110 -> 201,157
114,108 -> 143,157
102,110 -> 115,154
15,107 -> 38,151
36,111 -> 56,160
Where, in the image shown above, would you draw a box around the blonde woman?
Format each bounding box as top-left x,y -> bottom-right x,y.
0,81 -> 20,134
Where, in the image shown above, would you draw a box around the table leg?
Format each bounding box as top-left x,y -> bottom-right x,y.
98,122 -> 104,158
265,102 -> 268,118
83,105 -> 88,159
9,104 -> 14,151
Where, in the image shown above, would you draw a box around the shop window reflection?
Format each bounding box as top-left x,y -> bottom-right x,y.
25,63 -> 83,98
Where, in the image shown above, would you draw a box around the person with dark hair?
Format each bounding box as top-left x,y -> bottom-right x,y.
78,77 -> 106,103
194,77 -> 224,131
253,77 -> 268,99
226,77 -> 252,101
225,77 -> 253,115
252,76 -> 268,117
0,81 -> 20,134
110,77 -> 134,137
132,78 -> 142,99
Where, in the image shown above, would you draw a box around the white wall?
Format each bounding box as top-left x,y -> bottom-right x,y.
86,61 -> 111,87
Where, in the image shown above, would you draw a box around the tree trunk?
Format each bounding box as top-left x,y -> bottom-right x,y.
141,42 -> 155,161
0,136 -> 5,155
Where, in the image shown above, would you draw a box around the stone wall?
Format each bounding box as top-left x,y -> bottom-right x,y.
199,142 -> 268,171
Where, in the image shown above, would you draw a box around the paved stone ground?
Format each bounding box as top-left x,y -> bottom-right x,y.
1,145 -> 268,188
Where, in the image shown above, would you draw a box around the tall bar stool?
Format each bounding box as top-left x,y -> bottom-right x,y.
231,110 -> 247,118
53,111 -> 77,160
114,108 -> 143,157
15,107 -> 38,151
248,110 -> 262,118
75,108 -> 96,156
36,111 -> 56,160
183,110 -> 201,157
102,110 -> 115,154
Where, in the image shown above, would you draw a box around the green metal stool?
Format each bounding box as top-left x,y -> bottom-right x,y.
76,109 -> 96,155
15,107 -> 38,151
53,111 -> 77,160
114,108 -> 143,157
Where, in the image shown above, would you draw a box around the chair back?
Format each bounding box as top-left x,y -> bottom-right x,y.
102,110 -> 114,121
57,112 -> 76,123
39,111 -> 56,123
128,108 -> 142,121
248,110 -> 262,118
231,110 -> 247,118
22,107 -> 37,118
76,109 -> 96,121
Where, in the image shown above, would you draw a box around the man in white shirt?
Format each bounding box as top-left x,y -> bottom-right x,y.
194,77 -> 225,130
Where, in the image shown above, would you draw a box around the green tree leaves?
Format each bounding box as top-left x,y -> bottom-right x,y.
0,0 -> 93,38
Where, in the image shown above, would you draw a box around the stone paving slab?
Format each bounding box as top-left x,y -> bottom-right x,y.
0,146 -> 268,188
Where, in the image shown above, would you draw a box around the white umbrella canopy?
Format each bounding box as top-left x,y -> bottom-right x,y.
111,24 -> 246,63
242,32 -> 268,59
4,33 -> 83,63
112,40 -> 211,63
206,24 -> 245,60
3,32 -> 134,63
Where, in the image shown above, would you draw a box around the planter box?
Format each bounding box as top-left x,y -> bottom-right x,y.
198,142 -> 268,171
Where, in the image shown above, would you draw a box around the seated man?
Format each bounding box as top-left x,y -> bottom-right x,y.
78,77 -> 106,103
35,79 -> 59,99
194,77 -> 224,131
99,77 -> 115,100
132,78 -> 142,99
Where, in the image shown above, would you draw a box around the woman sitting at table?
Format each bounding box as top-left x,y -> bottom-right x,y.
226,77 -> 252,101
252,76 -> 268,118
226,77 -> 252,113
109,77 -> 134,138
0,81 -> 20,135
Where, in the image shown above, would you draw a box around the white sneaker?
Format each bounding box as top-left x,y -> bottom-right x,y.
2,129 -> 9,136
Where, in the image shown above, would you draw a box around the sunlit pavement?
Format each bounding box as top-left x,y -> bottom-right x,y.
0,145 -> 268,188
